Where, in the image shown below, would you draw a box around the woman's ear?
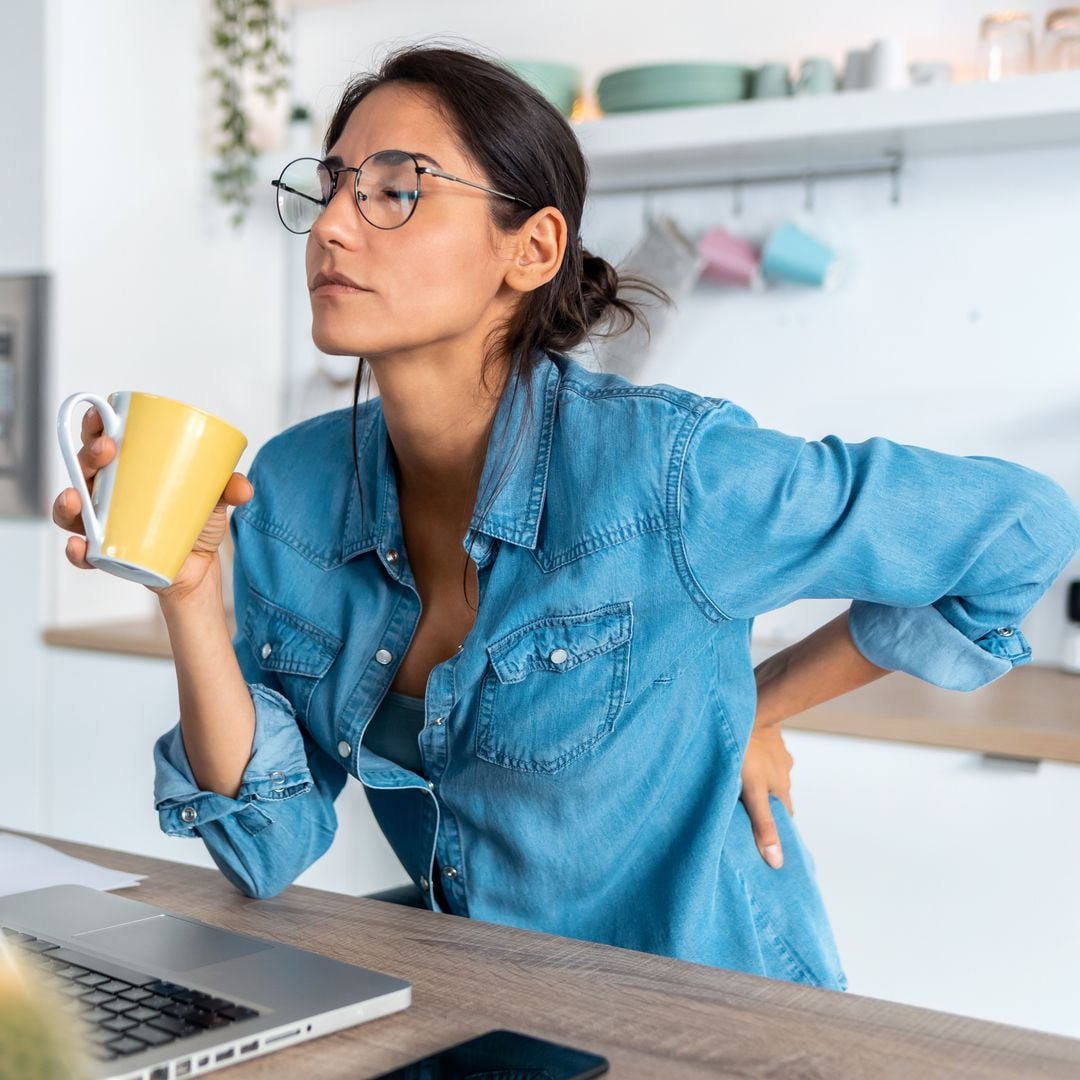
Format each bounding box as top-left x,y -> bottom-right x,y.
503,207 -> 568,294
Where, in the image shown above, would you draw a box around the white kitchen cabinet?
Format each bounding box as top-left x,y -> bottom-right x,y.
0,522 -> 48,832
40,649 -> 410,898
782,728 -> 1080,1040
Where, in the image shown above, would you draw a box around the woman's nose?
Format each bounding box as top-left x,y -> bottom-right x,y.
311,179 -> 363,243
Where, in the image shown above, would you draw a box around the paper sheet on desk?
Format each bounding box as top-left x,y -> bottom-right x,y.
0,832 -> 145,897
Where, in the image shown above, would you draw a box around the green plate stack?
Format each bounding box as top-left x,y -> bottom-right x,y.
597,62 -> 752,113
505,60 -> 584,118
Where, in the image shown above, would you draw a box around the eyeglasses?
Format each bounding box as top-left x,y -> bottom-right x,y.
271,148 -> 534,234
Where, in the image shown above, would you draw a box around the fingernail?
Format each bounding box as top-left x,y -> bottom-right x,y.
764,844 -> 783,868
91,437 -> 105,453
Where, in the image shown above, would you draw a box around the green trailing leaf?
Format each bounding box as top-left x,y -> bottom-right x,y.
208,0 -> 292,228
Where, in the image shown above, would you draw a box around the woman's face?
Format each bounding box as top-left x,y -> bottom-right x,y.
306,83 -> 528,362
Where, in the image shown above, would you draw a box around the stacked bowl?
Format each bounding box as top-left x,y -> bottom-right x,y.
597,62 -> 752,113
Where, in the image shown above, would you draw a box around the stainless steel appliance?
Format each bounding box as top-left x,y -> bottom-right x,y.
0,273 -> 47,517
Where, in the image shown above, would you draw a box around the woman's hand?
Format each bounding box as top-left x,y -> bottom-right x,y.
51,404 -> 254,602
739,724 -> 794,870
743,611 -> 893,870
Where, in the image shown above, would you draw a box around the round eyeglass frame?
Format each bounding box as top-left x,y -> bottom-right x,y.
270,149 -> 534,234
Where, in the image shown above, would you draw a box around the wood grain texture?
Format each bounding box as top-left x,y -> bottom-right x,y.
12,831 -> 1080,1079
40,620 -> 1080,762
784,663 -> 1080,763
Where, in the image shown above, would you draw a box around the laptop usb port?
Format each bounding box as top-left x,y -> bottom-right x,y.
215,1047 -> 235,1062
241,1040 -> 259,1054
176,1063 -> 192,1077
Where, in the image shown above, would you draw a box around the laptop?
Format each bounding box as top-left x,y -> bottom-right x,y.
0,883 -> 411,1079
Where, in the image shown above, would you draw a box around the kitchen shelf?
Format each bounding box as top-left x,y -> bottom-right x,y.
574,70 -> 1080,193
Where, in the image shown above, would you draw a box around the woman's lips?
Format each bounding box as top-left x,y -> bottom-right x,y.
313,283 -> 371,296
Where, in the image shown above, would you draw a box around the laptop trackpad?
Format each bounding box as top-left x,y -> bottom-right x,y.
75,915 -> 272,973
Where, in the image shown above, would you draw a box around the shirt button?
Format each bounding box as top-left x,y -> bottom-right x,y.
375,648 -> 393,665
426,780 -> 435,791
337,740 -> 352,758
419,876 -> 429,891
180,806 -> 198,824
549,647 -> 568,664
433,715 -> 445,726
442,866 -> 458,880
386,548 -> 399,564
270,770 -> 285,788
998,627 -> 1014,636
261,642 -> 272,660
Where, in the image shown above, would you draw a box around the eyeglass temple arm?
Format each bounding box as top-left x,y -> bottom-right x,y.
270,179 -> 326,206
419,166 -> 531,207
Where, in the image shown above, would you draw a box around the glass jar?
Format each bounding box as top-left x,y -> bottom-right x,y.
976,10 -> 1036,80
1042,7 -> 1080,70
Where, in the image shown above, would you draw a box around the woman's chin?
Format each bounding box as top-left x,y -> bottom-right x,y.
312,331 -> 382,357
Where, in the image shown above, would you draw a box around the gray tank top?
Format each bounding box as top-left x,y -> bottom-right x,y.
361,689 -> 426,776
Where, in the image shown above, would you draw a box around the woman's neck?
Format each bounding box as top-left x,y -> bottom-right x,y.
370,349 -> 508,525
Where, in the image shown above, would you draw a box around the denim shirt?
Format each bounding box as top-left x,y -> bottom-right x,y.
153,349 -> 1080,991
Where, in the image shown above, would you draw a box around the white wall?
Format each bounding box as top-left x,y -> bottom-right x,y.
41,0 -> 287,630
0,0 -> 45,273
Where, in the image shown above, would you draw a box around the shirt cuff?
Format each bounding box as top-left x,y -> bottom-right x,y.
153,683 -> 313,838
847,600 -> 1032,691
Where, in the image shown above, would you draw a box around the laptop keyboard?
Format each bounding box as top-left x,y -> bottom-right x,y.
1,926 -> 259,1064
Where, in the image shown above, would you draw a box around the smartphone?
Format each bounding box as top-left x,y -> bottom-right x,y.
367,1028 -> 610,1079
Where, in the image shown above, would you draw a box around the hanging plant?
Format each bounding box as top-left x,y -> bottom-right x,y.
208,0 -> 292,228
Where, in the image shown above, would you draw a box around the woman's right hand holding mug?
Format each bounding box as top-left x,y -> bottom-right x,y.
51,404 -> 254,602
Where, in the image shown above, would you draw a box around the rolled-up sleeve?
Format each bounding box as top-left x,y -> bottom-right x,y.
674,399 -> 1080,690
152,474 -> 347,898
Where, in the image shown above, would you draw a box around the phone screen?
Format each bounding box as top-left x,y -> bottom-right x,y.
367,1028 -> 610,1079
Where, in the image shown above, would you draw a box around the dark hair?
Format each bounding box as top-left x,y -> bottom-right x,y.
321,39 -> 672,609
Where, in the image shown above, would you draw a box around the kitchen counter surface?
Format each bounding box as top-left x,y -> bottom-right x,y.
42,617 -> 1079,764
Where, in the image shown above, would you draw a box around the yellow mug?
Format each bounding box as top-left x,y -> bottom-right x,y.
56,391 -> 248,588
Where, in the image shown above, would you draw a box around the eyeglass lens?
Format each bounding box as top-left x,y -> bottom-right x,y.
276,151 -> 420,233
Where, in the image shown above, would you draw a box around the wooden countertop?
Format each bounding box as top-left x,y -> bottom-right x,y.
43,610 -> 236,660
8,830 -> 1080,1078
42,617 -> 1080,764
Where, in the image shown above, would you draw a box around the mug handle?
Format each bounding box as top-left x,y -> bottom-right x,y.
56,392 -> 123,549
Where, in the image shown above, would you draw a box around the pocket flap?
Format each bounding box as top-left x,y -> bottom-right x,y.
486,601 -> 633,685
242,587 -> 342,679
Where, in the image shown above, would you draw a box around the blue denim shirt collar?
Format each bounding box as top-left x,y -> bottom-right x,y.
341,348 -> 562,561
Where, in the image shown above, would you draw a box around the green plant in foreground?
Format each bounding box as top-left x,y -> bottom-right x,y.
0,944 -> 89,1080
208,0 -> 292,228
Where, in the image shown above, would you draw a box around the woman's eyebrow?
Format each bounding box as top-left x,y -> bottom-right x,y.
322,151 -> 444,169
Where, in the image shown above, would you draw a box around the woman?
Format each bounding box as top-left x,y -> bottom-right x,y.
53,44 -> 1080,991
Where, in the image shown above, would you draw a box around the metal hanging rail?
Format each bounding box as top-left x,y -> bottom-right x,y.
588,149 -> 905,209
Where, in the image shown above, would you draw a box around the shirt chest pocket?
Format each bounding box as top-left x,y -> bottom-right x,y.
475,600 -> 633,775
242,588 -> 343,721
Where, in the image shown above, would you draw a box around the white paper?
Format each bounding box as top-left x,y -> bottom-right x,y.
0,832 -> 145,898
